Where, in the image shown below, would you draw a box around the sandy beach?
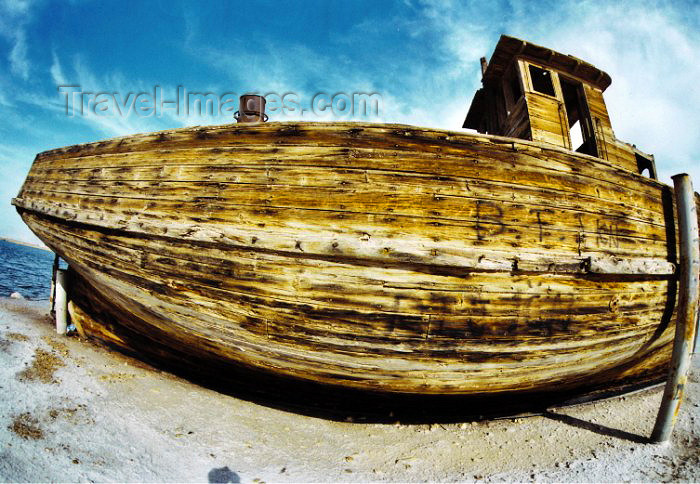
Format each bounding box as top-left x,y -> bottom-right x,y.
1,295 -> 699,482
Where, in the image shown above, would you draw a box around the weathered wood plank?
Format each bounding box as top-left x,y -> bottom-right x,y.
19,178 -> 669,244
15,192 -> 671,261
24,163 -> 668,229
27,137 -> 668,208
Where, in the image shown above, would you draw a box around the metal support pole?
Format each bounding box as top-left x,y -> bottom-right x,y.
50,254 -> 59,317
650,173 -> 700,443
55,269 -> 68,335
694,311 -> 699,354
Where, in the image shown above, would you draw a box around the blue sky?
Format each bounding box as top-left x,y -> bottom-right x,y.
1,0 -> 699,244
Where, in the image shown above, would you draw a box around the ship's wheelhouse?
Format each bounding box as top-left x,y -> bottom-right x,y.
464,35 -> 656,178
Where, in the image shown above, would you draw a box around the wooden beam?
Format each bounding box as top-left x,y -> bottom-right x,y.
480,57 -> 488,77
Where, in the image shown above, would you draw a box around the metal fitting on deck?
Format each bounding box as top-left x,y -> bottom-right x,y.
234,95 -> 268,123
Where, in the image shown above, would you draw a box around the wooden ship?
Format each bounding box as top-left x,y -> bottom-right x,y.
11,35 -> 689,402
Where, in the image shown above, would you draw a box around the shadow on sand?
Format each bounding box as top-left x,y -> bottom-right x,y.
207,466 -> 240,483
543,410 -> 649,443
88,330 -> 662,432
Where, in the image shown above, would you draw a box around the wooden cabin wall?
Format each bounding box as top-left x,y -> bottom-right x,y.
488,84 -> 505,135
582,85 -> 639,173
524,92 -> 569,147
465,58 -> 533,140
501,96 -> 529,139
472,61 -> 531,139
472,85 -> 500,135
499,60 -> 530,139
521,60 -> 570,149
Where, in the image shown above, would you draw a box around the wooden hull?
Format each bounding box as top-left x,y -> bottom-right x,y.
12,122 -> 680,397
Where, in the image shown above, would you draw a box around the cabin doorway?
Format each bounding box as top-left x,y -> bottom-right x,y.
560,77 -> 598,157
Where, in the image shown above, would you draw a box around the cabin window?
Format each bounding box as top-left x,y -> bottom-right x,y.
528,65 -> 556,96
635,152 -> 658,179
560,76 -> 598,157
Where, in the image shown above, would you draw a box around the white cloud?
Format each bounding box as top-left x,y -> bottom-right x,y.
1,0 -> 31,15
50,50 -> 67,86
189,41 -> 377,123
0,0 -> 34,80
8,28 -> 28,79
38,54 -> 189,138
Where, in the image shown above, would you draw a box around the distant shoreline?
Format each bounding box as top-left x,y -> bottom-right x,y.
0,237 -> 52,253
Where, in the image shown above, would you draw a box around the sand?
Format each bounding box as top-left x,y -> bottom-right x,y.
0,296 -> 699,482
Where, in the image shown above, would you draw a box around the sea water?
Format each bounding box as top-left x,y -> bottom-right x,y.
0,239 -> 55,300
